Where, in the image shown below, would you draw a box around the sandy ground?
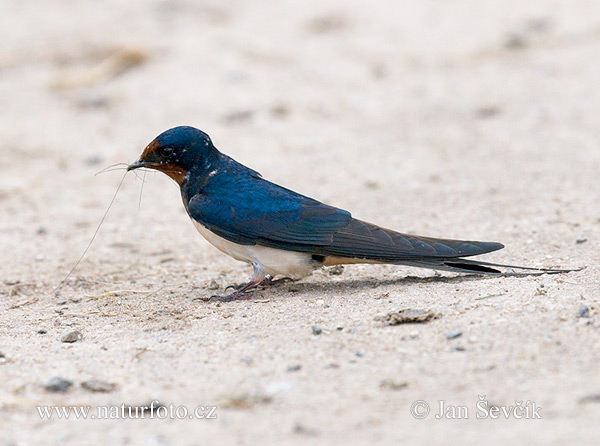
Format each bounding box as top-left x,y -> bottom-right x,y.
2,0 -> 600,444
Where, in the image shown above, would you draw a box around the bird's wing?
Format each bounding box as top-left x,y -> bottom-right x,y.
187,175 -> 352,249
186,173 -> 577,276
187,174 -> 503,262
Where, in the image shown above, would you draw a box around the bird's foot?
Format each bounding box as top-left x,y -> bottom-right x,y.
200,277 -> 266,302
223,275 -> 289,291
223,283 -> 249,293
202,289 -> 256,302
199,275 -> 295,302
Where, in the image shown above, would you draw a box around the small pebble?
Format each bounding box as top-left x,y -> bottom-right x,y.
311,325 -> 322,335
376,309 -> 438,325
44,377 -> 73,393
56,300 -> 67,306
218,391 -> 272,409
379,379 -> 408,391
576,237 -> 588,244
451,346 -> 466,352
61,330 -> 83,343
37,328 -> 48,334
446,329 -> 463,340
81,379 -> 117,393
579,305 -> 590,318
326,265 -> 344,276
286,364 -> 302,373
36,226 -> 48,235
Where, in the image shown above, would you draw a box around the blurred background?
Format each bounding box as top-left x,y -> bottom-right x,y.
3,0 -> 599,241
2,0 -> 599,444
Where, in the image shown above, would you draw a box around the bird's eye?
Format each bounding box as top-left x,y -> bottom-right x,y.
159,146 -> 174,158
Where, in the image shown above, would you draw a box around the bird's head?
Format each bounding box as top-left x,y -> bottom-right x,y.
128,126 -> 218,184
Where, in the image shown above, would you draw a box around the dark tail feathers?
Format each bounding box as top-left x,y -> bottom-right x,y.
400,258 -> 580,276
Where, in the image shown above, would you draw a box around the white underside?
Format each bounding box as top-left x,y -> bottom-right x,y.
192,220 -> 315,279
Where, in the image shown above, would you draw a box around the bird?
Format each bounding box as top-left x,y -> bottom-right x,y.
128,126 -> 569,301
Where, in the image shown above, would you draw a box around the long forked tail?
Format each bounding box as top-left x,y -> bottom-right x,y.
318,219 -> 578,275
399,258 -> 579,275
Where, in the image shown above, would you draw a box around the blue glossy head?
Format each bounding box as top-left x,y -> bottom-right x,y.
128,126 -> 218,184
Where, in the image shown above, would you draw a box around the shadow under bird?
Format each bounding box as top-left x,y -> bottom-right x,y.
128,126 -> 569,301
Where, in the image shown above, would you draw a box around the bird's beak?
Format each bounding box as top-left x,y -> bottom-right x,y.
127,158 -> 148,171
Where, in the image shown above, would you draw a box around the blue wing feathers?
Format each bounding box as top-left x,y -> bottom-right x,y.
186,171 -> 503,260
187,172 -> 351,246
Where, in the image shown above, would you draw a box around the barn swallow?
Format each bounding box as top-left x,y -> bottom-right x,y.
128,126 -> 568,301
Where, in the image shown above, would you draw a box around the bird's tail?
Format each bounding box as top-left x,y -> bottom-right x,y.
317,218 -> 578,275
397,258 -> 578,275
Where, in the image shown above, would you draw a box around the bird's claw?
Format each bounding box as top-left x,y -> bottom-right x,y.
198,289 -> 256,302
198,276 -> 295,303
199,279 -> 262,302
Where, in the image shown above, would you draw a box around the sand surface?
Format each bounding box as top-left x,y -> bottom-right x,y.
2,1 -> 600,444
